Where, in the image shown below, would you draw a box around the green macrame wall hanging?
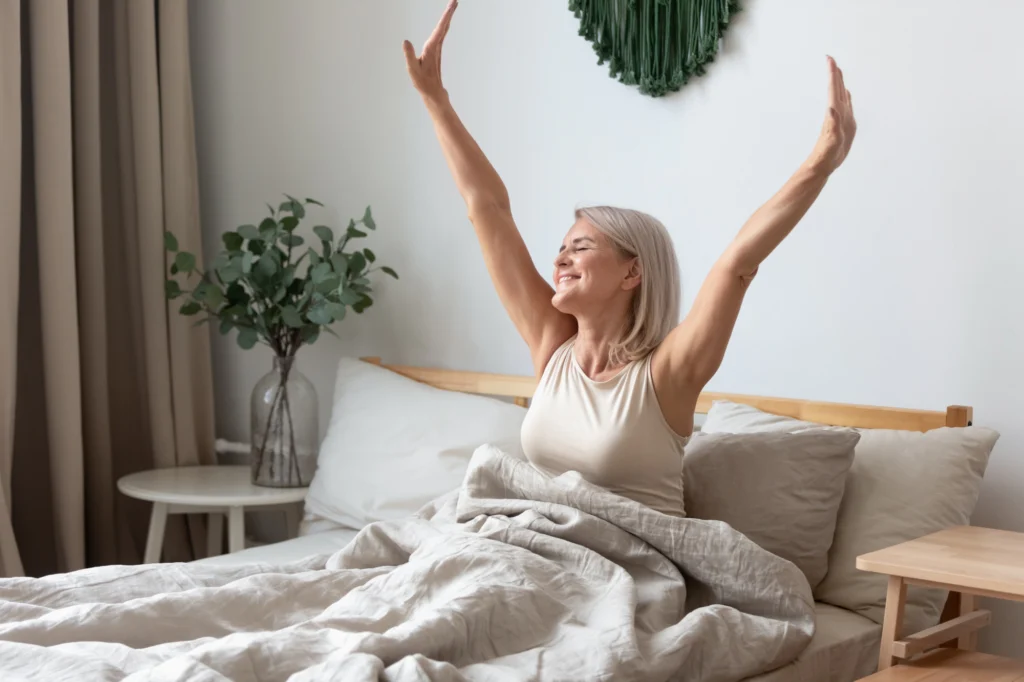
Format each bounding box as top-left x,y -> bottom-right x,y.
569,0 -> 741,97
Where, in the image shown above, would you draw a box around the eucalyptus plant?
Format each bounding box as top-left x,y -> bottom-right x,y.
163,195 -> 397,356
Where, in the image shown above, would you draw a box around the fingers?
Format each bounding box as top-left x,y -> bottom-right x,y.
425,0 -> 458,51
827,55 -> 840,109
402,39 -> 418,70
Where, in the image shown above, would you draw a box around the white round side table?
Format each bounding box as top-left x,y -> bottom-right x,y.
117,466 -> 309,563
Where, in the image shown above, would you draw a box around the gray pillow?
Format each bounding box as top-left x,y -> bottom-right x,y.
683,429 -> 860,589
701,399 -> 999,635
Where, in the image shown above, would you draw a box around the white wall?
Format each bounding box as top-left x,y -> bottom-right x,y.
190,0 -> 1024,655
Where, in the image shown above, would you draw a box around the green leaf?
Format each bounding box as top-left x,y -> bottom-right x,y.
353,294 -> 373,313
308,249 -> 321,267
348,252 -> 366,274
248,239 -> 265,255
330,253 -> 348,277
258,217 -> 277,238
218,264 -> 242,283
306,306 -> 332,326
205,286 -> 226,309
238,224 -> 260,241
313,225 -> 334,244
237,327 -> 258,350
305,197 -> 323,206
174,251 -> 196,274
179,300 -> 201,316
362,206 -> 376,230
299,325 -> 320,345
241,251 -> 254,274
165,279 -> 182,299
316,275 -> 341,294
170,263 -> 179,275
381,266 -> 399,279
346,226 -> 368,240
222,232 -> 244,251
310,262 -> 331,283
282,265 -> 297,289
280,197 -> 305,220
363,248 -> 376,263
266,203 -> 276,216
281,234 -> 304,248
281,306 -> 304,328
326,302 -> 347,322
226,282 -> 248,304
164,231 -> 179,252
219,318 -> 234,334
279,216 -> 299,233
339,289 -> 362,305
257,254 -> 278,278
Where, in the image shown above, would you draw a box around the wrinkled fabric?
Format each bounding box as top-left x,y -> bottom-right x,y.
0,446 -> 814,681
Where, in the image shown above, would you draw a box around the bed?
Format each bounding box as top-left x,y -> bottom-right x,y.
0,357 -> 998,681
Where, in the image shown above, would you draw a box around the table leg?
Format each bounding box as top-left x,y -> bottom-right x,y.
144,502 -> 169,563
878,576 -> 908,670
284,503 -> 300,539
228,506 -> 245,554
958,592 -> 978,651
206,513 -> 224,558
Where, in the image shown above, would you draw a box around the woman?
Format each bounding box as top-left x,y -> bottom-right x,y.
403,1 -> 856,516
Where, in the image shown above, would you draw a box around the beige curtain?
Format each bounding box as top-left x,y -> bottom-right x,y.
0,0 -> 215,577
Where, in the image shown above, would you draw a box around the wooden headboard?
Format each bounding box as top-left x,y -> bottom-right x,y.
361,358 -> 973,432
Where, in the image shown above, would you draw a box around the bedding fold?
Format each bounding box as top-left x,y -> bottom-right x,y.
0,446 -> 814,681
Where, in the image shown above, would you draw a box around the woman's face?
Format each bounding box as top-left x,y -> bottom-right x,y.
551,218 -> 640,315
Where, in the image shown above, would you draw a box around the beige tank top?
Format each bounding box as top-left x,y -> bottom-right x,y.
520,337 -> 689,516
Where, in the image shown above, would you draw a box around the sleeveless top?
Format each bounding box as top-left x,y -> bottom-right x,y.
520,337 -> 689,516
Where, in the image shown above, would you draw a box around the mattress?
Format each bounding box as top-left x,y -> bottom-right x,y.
193,527 -> 360,567
749,602 -> 881,682
194,529 -> 880,681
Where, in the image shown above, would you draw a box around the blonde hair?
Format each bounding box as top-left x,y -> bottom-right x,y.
575,205 -> 681,365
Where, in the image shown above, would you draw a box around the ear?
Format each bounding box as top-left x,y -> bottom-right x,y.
622,257 -> 642,291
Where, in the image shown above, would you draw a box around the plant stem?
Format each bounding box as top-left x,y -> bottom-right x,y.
257,372 -> 285,479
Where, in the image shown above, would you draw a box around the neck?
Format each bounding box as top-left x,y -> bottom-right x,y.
572,309 -> 631,378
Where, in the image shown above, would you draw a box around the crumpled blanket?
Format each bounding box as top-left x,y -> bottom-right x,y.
0,445 -> 814,681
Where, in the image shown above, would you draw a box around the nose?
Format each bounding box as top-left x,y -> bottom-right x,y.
554,250 -> 571,268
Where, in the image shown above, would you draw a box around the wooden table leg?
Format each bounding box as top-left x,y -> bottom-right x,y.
228,505 -> 245,554
144,502 -> 168,563
959,591 -> 978,651
284,503 -> 300,539
206,513 -> 224,558
878,576 -> 908,670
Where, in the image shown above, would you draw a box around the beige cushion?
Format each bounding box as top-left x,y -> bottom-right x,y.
701,400 -> 999,635
683,430 -> 860,588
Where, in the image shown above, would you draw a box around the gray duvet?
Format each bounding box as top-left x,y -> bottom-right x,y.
0,446 -> 814,681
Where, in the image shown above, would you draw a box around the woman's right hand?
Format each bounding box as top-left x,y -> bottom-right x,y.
403,0 -> 458,103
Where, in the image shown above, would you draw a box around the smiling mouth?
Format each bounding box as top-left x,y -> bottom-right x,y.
556,275 -> 580,286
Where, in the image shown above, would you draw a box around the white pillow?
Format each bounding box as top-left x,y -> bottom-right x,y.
701,400 -> 999,636
304,358 -> 527,531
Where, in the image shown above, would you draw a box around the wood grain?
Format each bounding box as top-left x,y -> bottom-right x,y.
891,610 -> 990,659
857,526 -> 1024,601
358,358 -> 969,433
860,649 -> 1024,681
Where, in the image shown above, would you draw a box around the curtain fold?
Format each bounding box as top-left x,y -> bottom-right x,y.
0,0 -> 26,578
0,0 -> 215,577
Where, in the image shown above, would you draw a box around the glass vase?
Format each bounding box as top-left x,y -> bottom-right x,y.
250,356 -> 318,487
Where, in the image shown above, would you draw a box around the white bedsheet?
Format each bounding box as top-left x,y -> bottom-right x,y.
193,528 -> 360,567
197,526 -> 881,682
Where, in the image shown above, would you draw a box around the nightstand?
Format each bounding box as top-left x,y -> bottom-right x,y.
117,465 -> 308,562
856,525 -> 1024,680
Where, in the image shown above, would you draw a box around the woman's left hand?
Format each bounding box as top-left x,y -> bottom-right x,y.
807,56 -> 857,174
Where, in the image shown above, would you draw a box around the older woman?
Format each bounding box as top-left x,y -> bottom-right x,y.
403,1 -> 856,516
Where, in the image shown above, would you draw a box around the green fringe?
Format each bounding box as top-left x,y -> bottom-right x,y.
569,0 -> 741,97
